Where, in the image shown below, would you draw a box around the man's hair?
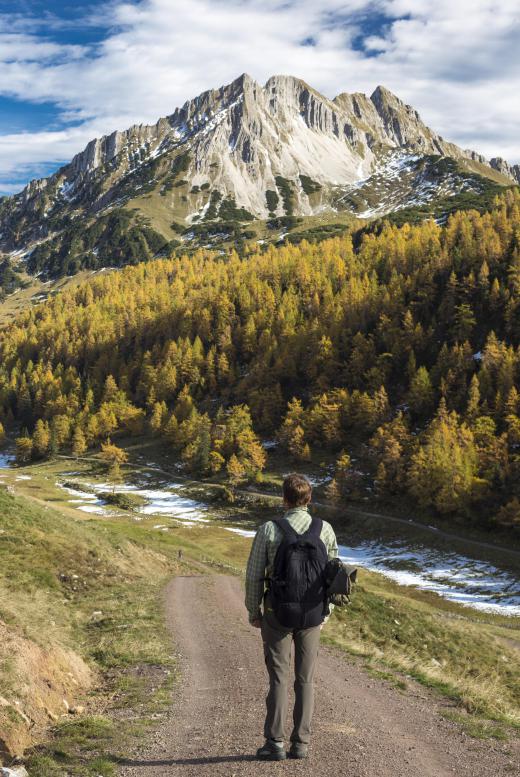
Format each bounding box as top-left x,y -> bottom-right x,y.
283,473 -> 312,507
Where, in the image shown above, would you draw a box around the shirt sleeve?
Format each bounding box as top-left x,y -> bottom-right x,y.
245,523 -> 269,622
324,522 -> 339,559
322,522 -> 339,622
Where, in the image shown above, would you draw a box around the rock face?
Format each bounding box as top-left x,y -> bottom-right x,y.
490,156 -> 520,182
0,72 -> 518,255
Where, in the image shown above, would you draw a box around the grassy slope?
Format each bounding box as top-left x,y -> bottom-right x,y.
0,476 -> 190,774
1,453 -> 519,774
460,158 -> 514,186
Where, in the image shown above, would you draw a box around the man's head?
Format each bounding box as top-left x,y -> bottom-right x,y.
282,473 -> 312,508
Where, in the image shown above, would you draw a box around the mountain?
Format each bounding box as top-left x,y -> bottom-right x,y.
0,73 -> 518,278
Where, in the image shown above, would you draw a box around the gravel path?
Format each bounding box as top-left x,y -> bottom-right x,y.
119,574 -> 519,776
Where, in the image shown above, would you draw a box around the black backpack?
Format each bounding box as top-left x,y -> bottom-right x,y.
268,516 -> 329,629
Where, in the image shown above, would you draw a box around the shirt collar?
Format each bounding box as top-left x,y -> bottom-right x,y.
284,505 -> 309,518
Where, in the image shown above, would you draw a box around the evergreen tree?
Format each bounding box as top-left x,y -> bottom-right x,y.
72,426 -> 87,457
408,366 -> 434,420
408,406 -> 481,513
32,419 -> 51,458
15,435 -> 33,464
100,438 -> 128,489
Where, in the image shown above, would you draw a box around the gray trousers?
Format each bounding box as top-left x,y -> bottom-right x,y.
261,601 -> 321,744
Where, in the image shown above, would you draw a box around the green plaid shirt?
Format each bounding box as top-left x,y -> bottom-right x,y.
244,506 -> 339,623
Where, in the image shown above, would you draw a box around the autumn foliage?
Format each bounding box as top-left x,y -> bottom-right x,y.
1,189 -> 520,527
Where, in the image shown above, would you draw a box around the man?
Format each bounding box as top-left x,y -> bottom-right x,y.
245,473 -> 338,761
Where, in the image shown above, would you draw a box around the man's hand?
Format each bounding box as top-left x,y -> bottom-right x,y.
251,618 -> 262,628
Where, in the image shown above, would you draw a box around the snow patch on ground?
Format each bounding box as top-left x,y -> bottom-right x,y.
338,542 -> 520,616
57,478 -> 209,525
224,526 -> 256,538
77,504 -> 111,515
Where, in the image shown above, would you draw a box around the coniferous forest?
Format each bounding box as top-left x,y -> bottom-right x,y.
1,189 -> 520,532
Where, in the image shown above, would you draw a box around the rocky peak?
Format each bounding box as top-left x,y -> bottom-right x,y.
2,72 -> 519,261
370,84 -> 439,151
490,156 -> 520,184
169,73 -> 256,127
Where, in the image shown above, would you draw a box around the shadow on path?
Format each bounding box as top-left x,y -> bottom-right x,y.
119,754 -> 256,766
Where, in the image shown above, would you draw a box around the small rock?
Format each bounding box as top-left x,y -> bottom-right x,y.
69,705 -> 85,715
1,768 -> 29,777
430,658 -> 441,667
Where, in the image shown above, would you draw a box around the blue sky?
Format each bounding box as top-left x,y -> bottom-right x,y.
0,0 -> 519,195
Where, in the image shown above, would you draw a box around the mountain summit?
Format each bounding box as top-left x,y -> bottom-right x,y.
1,73 -> 518,274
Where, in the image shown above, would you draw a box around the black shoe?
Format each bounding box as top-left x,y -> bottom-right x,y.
256,740 -> 287,761
288,742 -> 308,759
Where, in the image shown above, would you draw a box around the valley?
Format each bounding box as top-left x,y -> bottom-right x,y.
0,447 -> 519,774
0,60 -> 520,777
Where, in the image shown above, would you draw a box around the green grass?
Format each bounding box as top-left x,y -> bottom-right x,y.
2,453 -> 519,769
0,481 -> 187,772
439,710 -> 509,741
320,569 -> 520,730
98,491 -> 146,510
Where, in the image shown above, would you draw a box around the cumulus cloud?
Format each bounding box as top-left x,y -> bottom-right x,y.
0,0 -> 519,194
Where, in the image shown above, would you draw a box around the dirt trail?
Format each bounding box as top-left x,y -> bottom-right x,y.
119,574 -> 518,777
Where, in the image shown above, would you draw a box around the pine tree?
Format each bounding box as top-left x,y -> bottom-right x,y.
100,438 -> 128,489
408,366 -> 434,420
227,453 -> 246,485
179,412 -> 212,473
408,408 -> 481,513
466,374 -> 481,421
50,414 -> 71,449
278,398 -> 312,460
149,401 -> 167,434
15,435 -> 33,464
102,375 -> 120,403
32,419 -> 51,458
163,412 -> 179,445
72,426 -> 87,457
209,450 -> 225,474
325,477 -> 341,503
173,386 -> 194,422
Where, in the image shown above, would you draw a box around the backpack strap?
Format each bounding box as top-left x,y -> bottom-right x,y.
303,516 -> 323,539
274,517 -> 299,542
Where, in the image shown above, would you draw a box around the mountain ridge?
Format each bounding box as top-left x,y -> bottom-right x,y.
21,72 -> 519,197
0,72 -> 518,275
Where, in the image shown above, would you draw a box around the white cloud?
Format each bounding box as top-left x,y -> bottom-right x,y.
0,0 -> 519,194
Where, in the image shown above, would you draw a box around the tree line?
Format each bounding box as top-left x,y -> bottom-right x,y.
0,187 -> 519,530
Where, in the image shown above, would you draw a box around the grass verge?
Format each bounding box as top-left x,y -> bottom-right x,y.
0,482 -> 192,774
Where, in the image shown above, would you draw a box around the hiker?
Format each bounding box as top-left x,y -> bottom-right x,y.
245,473 -> 338,761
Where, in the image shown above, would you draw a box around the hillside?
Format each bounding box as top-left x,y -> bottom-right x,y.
0,460 -> 518,774
0,74 -> 518,282
0,477 -> 184,768
0,189 -> 520,535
